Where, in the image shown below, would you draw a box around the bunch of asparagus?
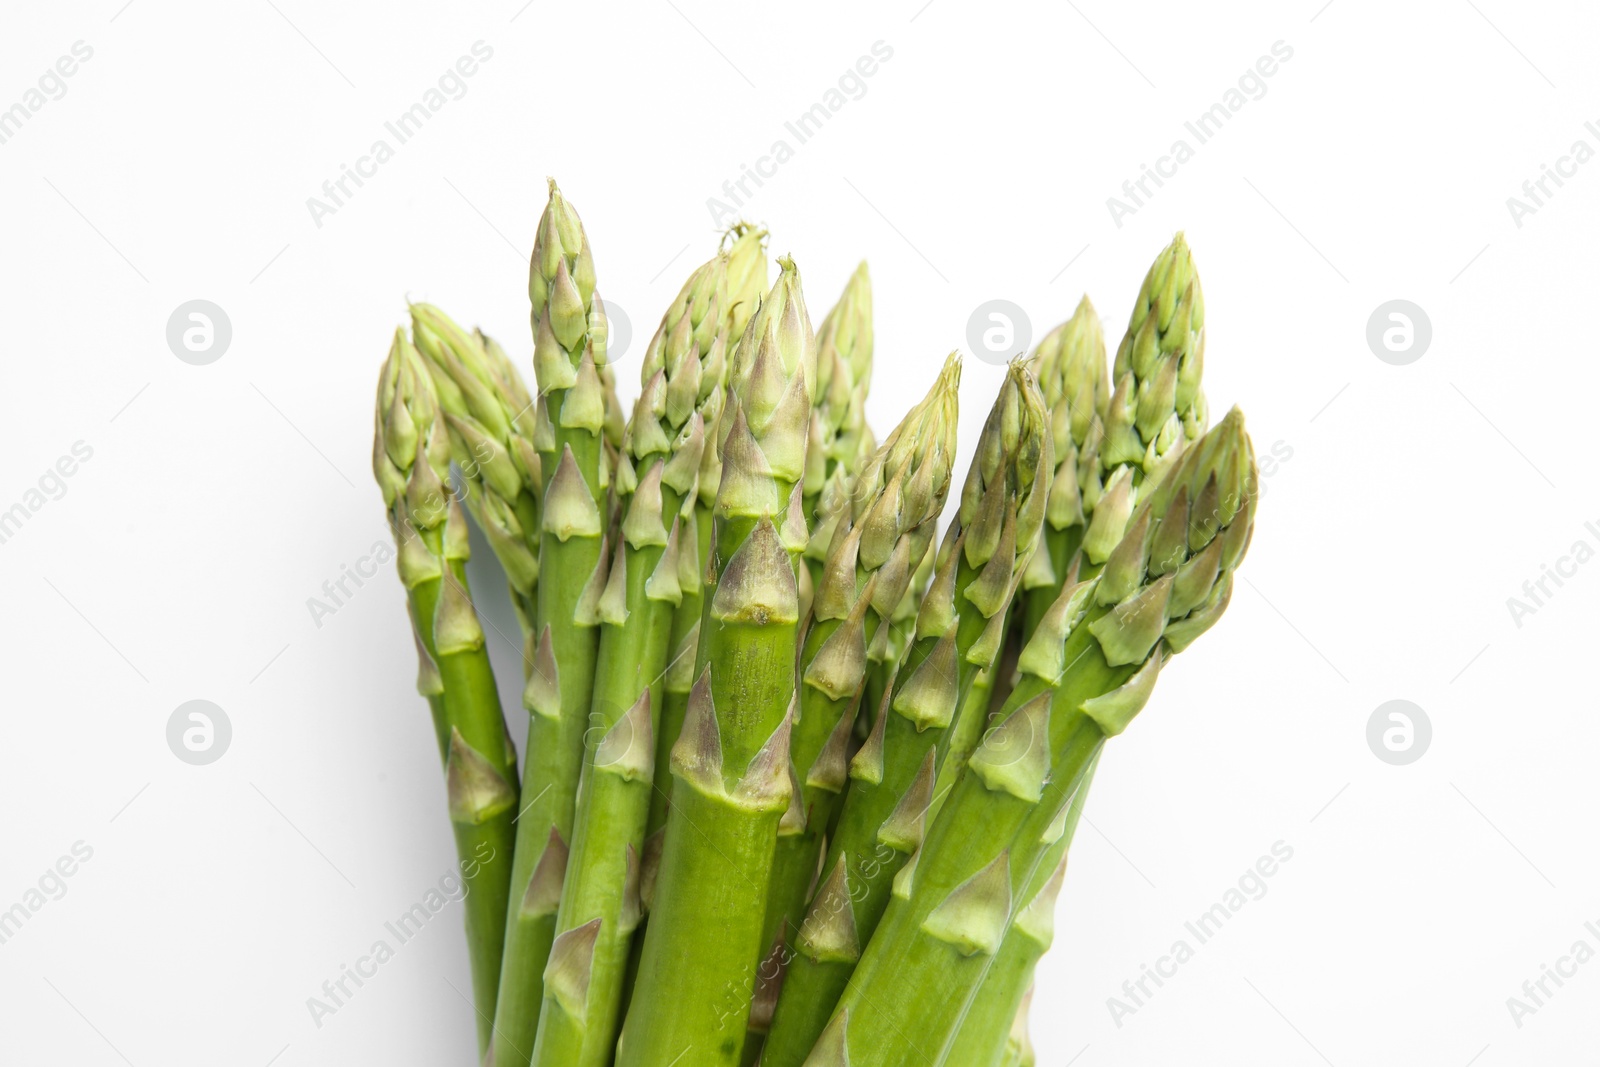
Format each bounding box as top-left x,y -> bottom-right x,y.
372,180 -> 1256,1067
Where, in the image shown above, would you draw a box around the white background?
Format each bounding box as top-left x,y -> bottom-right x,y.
1,1 -> 1596,1064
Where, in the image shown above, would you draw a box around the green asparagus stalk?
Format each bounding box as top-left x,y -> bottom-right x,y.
762,361 -> 1052,1067
616,258 -> 814,1067
814,410 -> 1258,1065
491,180 -> 612,1067
526,251 -> 727,1067
408,306 -> 543,651
794,262 -> 875,625
622,227 -> 768,1037
1082,234 -> 1208,566
927,296 -> 1111,814
942,752 -> 1098,1067
901,237 -> 1210,1064
951,235 -> 1205,854
989,233 -> 1207,794
374,337 -> 453,766
749,355 -> 961,1044
803,264 -> 874,521
644,226 -> 769,853
1016,297 -> 1109,642
373,331 -> 518,1057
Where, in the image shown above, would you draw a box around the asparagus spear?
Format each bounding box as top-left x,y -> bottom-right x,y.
616,259 -> 814,1067
622,226 -> 768,1037
804,263 -> 874,519
750,355 -> 961,1045
943,235 -> 1207,847
645,226 -> 769,851
942,752 -> 1098,1067
762,361 -> 1052,1067
815,410 -> 1258,1065
955,235 -> 1201,774
939,240 -> 1205,1061
491,180 -> 612,1067
408,306 -> 543,661
1016,297 -> 1109,642
928,300 -> 1108,815
374,332 -> 453,765
917,238 -> 1209,1064
999,232 -> 1202,751
526,252 -> 725,1067
1083,233 -> 1208,567
373,331 -> 518,1057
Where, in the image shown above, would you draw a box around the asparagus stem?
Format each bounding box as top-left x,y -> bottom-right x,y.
1017,297 -> 1108,643
645,225 -> 768,845
435,555 -> 521,1056
1024,230 -> 1209,650
627,227 -> 766,1022
762,362 -> 1051,1067
800,262 -> 875,574
616,260 -> 813,1067
751,356 -> 960,1042
942,752 -> 1097,1067
1081,234 -> 1209,565
374,332 -> 518,1057
646,506 -> 714,841
528,248 -> 729,1067
818,411 -> 1258,1065
492,181 -> 611,1067
410,305 -> 544,642
409,596 -> 452,765
895,234 -> 1207,1065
